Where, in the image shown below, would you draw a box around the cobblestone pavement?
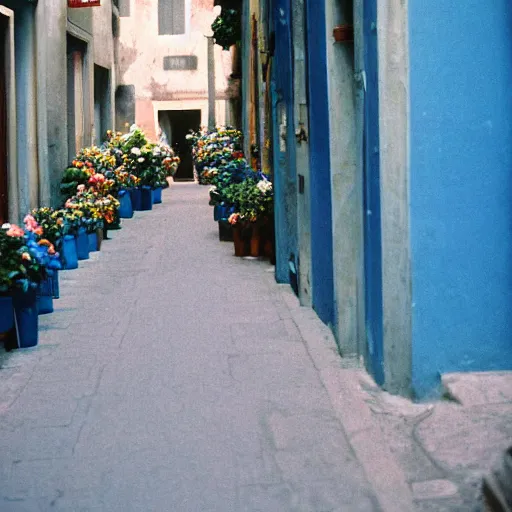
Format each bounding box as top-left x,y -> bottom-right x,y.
0,183 -> 382,511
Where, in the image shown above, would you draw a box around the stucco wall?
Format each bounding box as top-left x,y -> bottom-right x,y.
409,1 -> 512,396
324,0 -> 361,354
93,0 -> 115,69
118,0 -> 232,137
45,0 -> 69,206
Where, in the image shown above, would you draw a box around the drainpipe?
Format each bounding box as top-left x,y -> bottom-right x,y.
207,35 -> 216,131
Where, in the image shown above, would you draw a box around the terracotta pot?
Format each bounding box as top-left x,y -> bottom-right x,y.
333,24 -> 354,43
233,226 -> 247,257
250,224 -> 261,257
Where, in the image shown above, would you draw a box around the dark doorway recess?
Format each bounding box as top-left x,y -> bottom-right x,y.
159,110 -> 201,181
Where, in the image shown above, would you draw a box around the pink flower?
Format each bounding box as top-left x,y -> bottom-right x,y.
23,214 -> 39,232
77,184 -> 86,193
6,224 -> 24,237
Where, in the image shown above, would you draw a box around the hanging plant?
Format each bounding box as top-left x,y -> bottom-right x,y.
211,8 -> 241,51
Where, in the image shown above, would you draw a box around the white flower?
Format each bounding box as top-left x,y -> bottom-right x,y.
2,223 -> 11,229
257,180 -> 273,194
137,157 -> 145,163
209,186 -> 217,193
153,147 -> 161,156
131,147 -> 141,156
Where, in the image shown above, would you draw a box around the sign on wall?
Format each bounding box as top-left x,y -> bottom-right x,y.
163,56 -> 198,71
68,0 -> 101,8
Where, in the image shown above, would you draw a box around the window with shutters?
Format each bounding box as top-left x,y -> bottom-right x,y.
158,0 -> 186,35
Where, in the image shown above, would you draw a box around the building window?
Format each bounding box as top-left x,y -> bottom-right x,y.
158,0 -> 186,36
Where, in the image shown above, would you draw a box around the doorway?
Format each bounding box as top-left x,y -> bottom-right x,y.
67,35 -> 87,162
94,65 -> 111,145
158,110 -> 201,181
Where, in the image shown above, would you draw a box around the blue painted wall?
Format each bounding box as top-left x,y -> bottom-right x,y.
305,0 -> 334,324
409,1 -> 512,396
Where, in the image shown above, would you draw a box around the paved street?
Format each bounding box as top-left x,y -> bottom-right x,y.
0,183 -> 381,511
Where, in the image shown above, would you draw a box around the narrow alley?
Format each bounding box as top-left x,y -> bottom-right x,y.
0,183 -> 380,512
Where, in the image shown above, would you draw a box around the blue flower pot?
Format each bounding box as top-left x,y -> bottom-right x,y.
152,187 -> 162,204
36,278 -> 54,315
214,204 -> 221,221
50,270 -> 60,299
130,187 -> 142,211
218,205 -> 235,221
12,289 -> 38,348
76,228 -> 89,260
62,235 -> 78,270
88,232 -> 98,252
119,189 -> 134,218
140,186 -> 153,211
0,296 -> 14,333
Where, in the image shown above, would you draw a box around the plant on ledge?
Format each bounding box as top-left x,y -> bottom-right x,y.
211,8 -> 241,50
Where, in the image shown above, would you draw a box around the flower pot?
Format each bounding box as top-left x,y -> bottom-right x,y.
218,220 -> 234,242
233,226 -> 248,257
333,24 -> 354,43
152,187 -> 162,204
76,228 -> 90,260
130,187 -> 142,211
50,270 -> 60,299
36,278 -> 54,315
12,288 -> 38,348
118,189 -> 134,218
250,224 -> 261,257
88,232 -> 98,253
0,296 -> 14,333
213,204 -> 221,221
140,186 -> 153,211
96,227 -> 103,250
61,234 -> 78,270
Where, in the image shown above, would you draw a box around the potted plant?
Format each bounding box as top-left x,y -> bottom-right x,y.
0,222 -> 59,347
23,215 -> 62,314
211,8 -> 242,50
225,177 -> 273,257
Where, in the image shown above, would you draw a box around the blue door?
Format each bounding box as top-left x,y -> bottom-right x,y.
363,0 -> 384,385
270,0 -> 298,286
304,0 -> 335,325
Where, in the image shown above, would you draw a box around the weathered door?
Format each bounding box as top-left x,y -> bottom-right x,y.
363,0 -> 384,385
304,0 -> 334,324
270,0 -> 298,288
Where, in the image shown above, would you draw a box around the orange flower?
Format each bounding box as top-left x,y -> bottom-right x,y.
34,226 -> 44,236
6,224 -> 24,237
21,252 -> 31,262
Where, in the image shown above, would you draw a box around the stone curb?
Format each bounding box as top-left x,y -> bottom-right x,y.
275,284 -> 416,512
